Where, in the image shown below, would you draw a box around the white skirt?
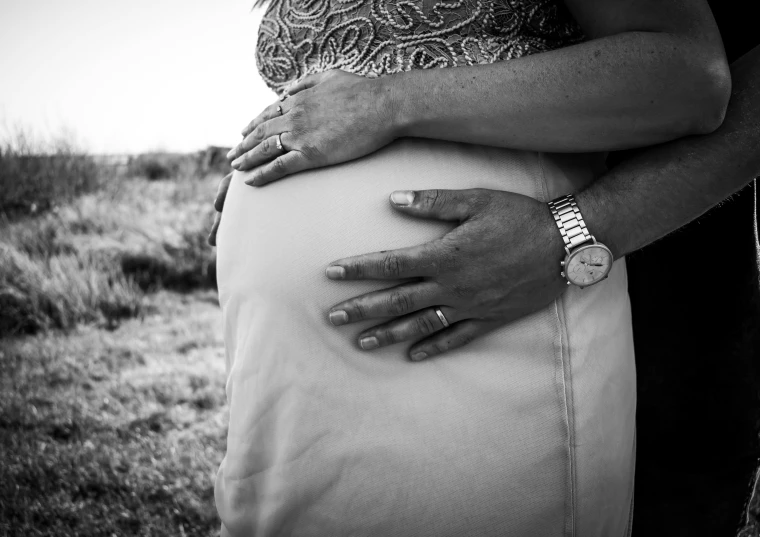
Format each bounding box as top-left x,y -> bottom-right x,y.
215,138 -> 636,537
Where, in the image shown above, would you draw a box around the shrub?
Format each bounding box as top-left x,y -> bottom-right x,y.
0,244 -> 143,336
0,171 -> 219,337
126,153 -> 201,181
0,130 -> 100,218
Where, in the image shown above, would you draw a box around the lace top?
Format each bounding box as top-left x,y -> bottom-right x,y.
256,0 -> 584,96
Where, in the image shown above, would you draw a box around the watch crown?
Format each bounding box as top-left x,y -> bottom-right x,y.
560,261 -> 565,266
560,271 -> 565,278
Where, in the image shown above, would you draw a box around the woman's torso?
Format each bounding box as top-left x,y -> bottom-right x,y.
255,0 -> 583,96
216,2 -> 636,536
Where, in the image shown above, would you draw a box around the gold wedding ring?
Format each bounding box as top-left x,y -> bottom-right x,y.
434,307 -> 450,328
276,133 -> 284,151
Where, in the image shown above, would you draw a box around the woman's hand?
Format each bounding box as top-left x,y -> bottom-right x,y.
323,188 -> 570,361
225,69 -> 399,186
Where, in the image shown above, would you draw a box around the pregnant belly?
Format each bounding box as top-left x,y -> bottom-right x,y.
214,139 -> 634,537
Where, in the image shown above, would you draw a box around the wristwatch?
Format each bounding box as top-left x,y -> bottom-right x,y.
548,194 -> 613,289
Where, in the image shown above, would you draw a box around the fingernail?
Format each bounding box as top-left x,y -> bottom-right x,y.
231,158 -> 242,168
410,351 -> 428,361
226,148 -> 236,159
329,310 -> 348,326
359,336 -> 379,350
325,266 -> 345,279
390,190 -> 415,206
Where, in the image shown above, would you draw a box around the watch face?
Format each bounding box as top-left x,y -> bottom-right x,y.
565,244 -> 613,287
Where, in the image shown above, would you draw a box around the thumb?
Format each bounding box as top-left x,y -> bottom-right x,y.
388,189 -> 482,222
214,172 -> 233,212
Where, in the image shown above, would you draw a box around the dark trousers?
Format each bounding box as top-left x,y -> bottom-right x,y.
627,183 -> 760,536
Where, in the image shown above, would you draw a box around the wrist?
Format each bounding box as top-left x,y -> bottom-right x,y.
539,202 -> 572,284
573,189 -> 625,259
376,73 -> 413,139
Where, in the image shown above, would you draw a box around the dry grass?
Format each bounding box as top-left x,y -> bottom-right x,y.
0,146 -> 227,535
126,153 -> 202,181
0,130 -> 101,218
0,171 -> 218,337
0,291 -> 227,536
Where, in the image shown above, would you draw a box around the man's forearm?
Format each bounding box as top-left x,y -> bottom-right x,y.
578,45 -> 760,259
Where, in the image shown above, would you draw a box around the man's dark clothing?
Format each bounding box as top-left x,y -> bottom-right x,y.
627,3 -> 760,535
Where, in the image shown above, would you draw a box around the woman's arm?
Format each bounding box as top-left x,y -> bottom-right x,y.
226,0 -> 730,184
387,0 -> 731,151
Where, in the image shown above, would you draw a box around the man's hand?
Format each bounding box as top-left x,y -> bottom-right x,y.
324,189 -> 570,361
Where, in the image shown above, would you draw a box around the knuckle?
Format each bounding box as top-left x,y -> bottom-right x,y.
289,104 -> 304,121
380,254 -> 402,278
450,283 -> 470,299
387,291 -> 412,316
300,143 -> 323,162
415,314 -> 437,335
470,190 -> 492,211
271,157 -> 287,175
423,189 -> 443,208
380,328 -> 397,345
251,125 -> 265,142
352,301 -> 368,320
260,137 -> 271,153
349,262 -> 365,280
456,330 -> 477,347
430,340 -> 449,355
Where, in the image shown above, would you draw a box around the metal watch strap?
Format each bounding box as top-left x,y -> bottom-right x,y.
548,194 -> 593,249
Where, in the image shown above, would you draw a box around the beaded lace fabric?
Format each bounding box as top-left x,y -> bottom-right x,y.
256,0 -> 584,95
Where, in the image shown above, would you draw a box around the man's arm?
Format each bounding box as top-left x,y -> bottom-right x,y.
319,45 -> 760,360
579,44 -> 760,259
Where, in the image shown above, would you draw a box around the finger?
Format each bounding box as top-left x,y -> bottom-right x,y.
355,306 -> 459,350
327,282 -> 441,326
244,148 -> 310,187
239,101 -> 288,140
408,319 -> 497,361
229,134 -> 285,172
208,211 -> 222,247
284,71 -> 326,95
231,118 -> 287,169
326,241 -> 444,281
389,189 -> 484,222
214,172 -> 233,212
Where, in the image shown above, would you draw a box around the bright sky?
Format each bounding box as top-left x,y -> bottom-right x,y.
0,0 -> 274,154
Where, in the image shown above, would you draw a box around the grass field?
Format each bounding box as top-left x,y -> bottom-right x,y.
0,291 -> 226,536
0,143 -> 227,536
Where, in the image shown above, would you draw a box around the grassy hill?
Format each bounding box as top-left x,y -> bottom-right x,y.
0,143 -> 228,536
